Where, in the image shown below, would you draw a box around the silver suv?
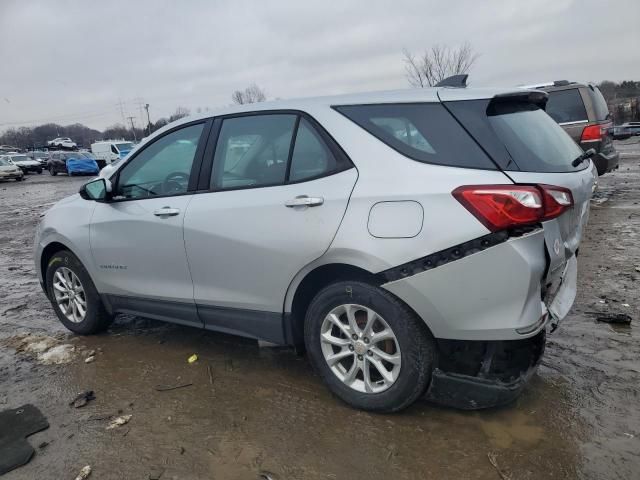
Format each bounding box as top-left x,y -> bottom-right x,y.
35,86 -> 594,412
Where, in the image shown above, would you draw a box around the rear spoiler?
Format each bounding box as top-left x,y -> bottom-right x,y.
491,90 -> 548,108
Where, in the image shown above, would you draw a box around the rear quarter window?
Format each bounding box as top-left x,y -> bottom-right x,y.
334,103 -> 496,169
545,89 -> 588,124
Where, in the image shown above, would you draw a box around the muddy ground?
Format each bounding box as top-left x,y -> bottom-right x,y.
1,141 -> 639,480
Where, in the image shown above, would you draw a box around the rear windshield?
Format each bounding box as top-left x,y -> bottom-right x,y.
487,102 -> 584,173
587,86 -> 610,121
545,89 -> 588,124
334,103 -> 496,169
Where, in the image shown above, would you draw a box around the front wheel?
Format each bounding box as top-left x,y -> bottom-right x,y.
49,167 -> 57,176
45,250 -> 114,334
15,176 -> 23,181
304,281 -> 435,412
37,169 -> 43,174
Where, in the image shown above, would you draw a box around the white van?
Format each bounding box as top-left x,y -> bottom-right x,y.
91,140 -> 135,167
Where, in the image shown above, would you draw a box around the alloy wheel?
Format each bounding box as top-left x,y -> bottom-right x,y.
320,304 -> 401,393
52,267 -> 87,323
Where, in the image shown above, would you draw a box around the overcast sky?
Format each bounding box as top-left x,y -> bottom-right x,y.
1,0 -> 639,131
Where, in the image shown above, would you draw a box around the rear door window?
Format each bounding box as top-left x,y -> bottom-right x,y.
545,89 -> 588,124
211,114 -> 296,190
289,118 -> 342,182
334,103 -> 496,169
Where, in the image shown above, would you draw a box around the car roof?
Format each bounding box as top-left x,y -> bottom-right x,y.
166,86 -> 533,127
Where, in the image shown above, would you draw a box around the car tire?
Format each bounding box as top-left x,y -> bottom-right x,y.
49,167 -> 57,176
15,177 -> 23,181
37,169 -> 42,174
304,280 -> 435,412
45,250 -> 114,335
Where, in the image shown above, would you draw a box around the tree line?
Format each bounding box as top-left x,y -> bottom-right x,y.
0,107 -> 192,150
1,83 -> 268,151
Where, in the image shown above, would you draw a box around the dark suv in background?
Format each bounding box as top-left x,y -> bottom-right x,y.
525,81 -> 619,176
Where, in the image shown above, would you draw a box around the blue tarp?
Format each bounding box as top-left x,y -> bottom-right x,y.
66,159 -> 99,174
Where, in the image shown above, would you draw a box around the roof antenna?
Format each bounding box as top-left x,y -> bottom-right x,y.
435,74 -> 468,88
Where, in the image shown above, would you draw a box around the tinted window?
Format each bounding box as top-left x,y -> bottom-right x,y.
335,103 -> 496,169
116,123 -> 204,200
289,118 -> 341,182
211,115 -> 296,190
545,89 -> 588,123
488,103 -> 584,173
587,86 -> 610,121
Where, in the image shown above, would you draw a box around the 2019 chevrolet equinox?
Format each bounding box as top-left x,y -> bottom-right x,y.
35,86 -> 594,412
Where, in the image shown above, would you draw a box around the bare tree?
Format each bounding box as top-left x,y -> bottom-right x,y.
169,106 -> 190,123
403,42 -> 478,87
231,83 -> 267,104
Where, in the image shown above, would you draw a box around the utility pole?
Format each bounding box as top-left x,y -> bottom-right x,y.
127,116 -> 137,141
144,104 -> 151,136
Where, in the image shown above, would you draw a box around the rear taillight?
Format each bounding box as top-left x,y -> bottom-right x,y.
581,122 -> 612,142
539,184 -> 573,221
452,184 -> 574,232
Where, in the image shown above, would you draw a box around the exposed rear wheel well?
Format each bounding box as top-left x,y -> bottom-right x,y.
289,263 -> 379,347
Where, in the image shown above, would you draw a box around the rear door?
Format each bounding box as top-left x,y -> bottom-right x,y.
183,112 -> 356,343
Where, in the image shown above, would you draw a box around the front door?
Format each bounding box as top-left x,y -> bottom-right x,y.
183,113 -> 357,342
89,121 -> 209,326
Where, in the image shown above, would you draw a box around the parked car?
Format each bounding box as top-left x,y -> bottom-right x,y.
91,140 -> 135,168
522,80 -> 618,176
47,151 -> 99,176
612,122 -> 640,139
0,156 -> 24,181
1,153 -> 43,174
27,151 -> 50,166
47,137 -> 77,149
35,85 -> 594,412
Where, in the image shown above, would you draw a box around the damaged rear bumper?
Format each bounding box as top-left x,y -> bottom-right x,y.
425,330 -> 546,409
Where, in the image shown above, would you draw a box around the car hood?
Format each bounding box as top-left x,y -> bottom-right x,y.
13,160 -> 40,166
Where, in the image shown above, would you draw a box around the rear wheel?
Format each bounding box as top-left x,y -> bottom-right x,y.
45,250 -> 114,335
15,176 -> 23,181
37,169 -> 43,174
304,281 -> 435,412
49,166 -> 57,176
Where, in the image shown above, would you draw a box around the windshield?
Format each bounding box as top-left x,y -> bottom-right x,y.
62,152 -> 85,160
0,158 -> 11,166
487,102 -> 584,173
10,155 -> 29,162
116,142 -> 134,152
81,152 -> 96,159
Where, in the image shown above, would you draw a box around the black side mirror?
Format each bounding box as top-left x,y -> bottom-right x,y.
79,178 -> 112,202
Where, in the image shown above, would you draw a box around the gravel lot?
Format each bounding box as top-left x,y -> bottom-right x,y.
1,141 -> 639,479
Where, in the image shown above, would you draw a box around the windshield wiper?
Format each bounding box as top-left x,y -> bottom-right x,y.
571,148 -> 596,167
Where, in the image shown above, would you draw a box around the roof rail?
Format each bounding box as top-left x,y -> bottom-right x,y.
435,74 -> 468,88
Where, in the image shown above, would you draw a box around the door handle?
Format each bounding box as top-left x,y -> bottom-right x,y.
153,207 -> 180,217
285,196 -> 324,208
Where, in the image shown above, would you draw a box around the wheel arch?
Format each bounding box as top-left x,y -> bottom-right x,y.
40,241 -> 79,296
285,262 -> 380,347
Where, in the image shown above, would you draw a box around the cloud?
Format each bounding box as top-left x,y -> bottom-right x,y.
0,0 -> 638,130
